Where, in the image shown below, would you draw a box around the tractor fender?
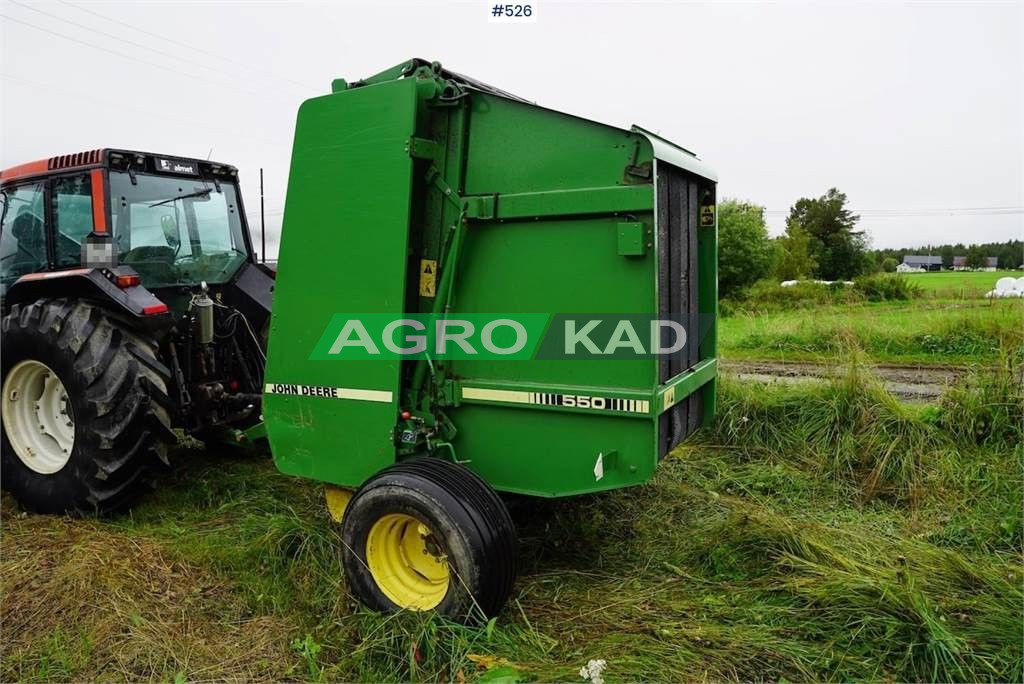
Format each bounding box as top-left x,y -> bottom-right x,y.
4,267 -> 172,334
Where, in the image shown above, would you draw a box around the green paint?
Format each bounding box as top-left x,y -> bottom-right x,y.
265,61 -> 718,496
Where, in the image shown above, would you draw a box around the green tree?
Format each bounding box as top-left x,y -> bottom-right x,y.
717,199 -> 774,298
939,244 -> 955,269
881,257 -> 898,272
785,188 -> 867,279
964,244 -> 987,269
774,225 -> 817,281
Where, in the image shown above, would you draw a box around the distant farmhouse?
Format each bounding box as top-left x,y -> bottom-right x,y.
952,256 -> 999,271
898,255 -> 942,273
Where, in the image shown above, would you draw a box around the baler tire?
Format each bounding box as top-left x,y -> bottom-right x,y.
1,299 -> 175,515
340,458 -> 517,622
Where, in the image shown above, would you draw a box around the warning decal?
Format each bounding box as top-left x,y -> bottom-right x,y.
700,205 -> 715,226
419,259 -> 437,297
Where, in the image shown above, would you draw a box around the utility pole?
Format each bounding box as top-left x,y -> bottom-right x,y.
259,167 -> 266,264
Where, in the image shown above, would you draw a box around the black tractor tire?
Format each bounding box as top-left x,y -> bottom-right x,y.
340,458 -> 517,622
1,299 -> 175,515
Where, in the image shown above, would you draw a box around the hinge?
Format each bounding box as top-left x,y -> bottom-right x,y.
406,137 -> 441,161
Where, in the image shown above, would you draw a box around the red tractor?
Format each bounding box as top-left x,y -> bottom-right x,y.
0,149 -> 273,515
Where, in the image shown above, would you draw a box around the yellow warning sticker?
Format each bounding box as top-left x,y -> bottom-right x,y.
419,259 -> 437,297
700,205 -> 715,227
663,385 -> 676,411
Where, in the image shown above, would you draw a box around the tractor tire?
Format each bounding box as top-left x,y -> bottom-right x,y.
1,299 -> 175,515
340,458 -> 517,622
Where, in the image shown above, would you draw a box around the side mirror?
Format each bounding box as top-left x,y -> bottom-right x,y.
0,193 -> 8,228
160,214 -> 180,250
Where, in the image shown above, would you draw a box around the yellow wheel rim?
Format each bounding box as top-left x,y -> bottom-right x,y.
366,513 -> 450,610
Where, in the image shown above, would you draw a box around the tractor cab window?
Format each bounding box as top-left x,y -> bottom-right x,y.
109,171 -> 247,289
53,173 -> 94,267
0,182 -> 47,292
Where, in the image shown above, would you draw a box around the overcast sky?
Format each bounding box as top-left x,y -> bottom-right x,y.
2,0 -> 1021,256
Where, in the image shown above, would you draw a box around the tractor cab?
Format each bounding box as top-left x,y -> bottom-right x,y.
1,149 -> 254,298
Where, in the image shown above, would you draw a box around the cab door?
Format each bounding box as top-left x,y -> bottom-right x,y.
0,181 -> 48,295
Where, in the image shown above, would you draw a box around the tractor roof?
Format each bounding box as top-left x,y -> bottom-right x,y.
0,149 -> 105,185
0,149 -> 238,186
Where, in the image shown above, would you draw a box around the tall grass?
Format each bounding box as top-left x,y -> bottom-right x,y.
705,357 -> 946,503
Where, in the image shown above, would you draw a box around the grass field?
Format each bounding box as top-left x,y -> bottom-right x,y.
903,270 -> 1022,298
720,298 -> 1024,365
2,362 -> 1021,682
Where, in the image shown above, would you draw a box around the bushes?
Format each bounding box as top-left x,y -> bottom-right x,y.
724,280 -> 856,314
853,274 -> 922,301
722,276 -> 920,315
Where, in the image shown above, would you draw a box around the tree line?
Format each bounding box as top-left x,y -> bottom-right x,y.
717,189 -> 1023,299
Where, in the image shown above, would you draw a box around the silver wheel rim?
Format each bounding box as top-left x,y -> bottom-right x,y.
2,360 -> 75,474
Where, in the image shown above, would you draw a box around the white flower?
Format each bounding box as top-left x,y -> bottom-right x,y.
579,659 -> 607,684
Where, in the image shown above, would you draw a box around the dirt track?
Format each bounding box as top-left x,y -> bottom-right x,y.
722,360 -> 964,401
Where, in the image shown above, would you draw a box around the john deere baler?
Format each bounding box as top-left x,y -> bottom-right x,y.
264,59 -> 717,619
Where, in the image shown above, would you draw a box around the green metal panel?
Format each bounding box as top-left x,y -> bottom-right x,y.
264,78 -> 420,485
464,94 -> 653,195
452,404 -> 656,497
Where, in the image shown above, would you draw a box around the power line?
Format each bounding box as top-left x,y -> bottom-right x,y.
9,0 -> 298,100
57,0 -> 320,92
0,13 -> 289,105
0,73 -> 290,149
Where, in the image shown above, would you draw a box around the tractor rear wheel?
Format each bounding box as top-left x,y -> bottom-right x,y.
340,458 -> 517,621
1,299 -> 174,515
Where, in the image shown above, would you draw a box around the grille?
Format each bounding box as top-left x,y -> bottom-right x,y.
656,162 -> 702,457
48,149 -> 102,171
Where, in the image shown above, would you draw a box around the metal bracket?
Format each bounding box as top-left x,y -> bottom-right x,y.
462,195 -> 496,220
425,165 -> 462,209
406,137 -> 441,161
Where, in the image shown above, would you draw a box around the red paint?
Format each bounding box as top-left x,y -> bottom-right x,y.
0,159 -> 49,183
90,168 -> 108,233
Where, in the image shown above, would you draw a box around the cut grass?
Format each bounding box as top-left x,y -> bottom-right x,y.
720,298 -> 1024,365
2,364 -> 1021,682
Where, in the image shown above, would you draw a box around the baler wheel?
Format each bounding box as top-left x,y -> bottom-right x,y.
1,299 -> 174,515
340,458 -> 517,621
